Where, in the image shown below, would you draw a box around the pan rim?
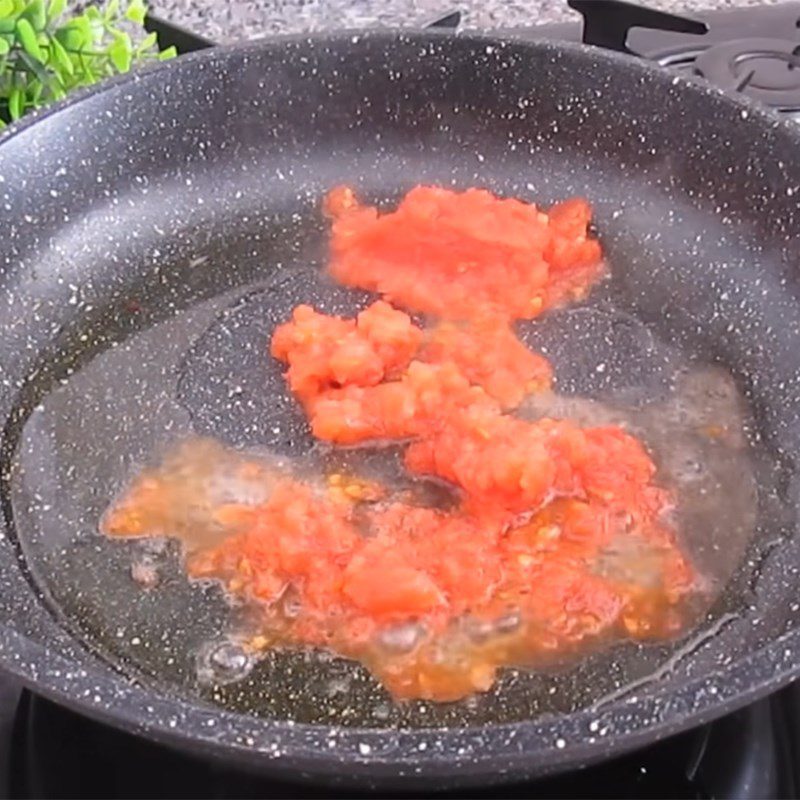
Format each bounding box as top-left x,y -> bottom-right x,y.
1,27 -> 799,781
0,25 -> 788,146
2,616 -> 799,778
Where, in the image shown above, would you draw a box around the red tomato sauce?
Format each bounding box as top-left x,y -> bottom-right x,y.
139,472 -> 692,701
326,185 -> 603,320
103,186 -> 697,703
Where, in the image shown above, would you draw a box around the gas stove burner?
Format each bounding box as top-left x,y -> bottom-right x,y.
655,46 -> 706,74
693,37 -> 800,111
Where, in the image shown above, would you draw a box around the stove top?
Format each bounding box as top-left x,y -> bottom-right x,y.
7,3 -> 799,798
147,0 -> 800,119
498,0 -> 800,119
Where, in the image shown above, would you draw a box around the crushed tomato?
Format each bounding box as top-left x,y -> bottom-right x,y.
102,185 -> 698,703
326,185 -> 603,320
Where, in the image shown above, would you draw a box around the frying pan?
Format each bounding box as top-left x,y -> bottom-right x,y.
1,29 -> 800,791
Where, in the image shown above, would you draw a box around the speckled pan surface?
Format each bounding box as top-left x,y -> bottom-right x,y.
1,30 -> 800,788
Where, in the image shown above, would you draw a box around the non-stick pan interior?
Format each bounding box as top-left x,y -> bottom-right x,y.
2,34 -> 800,736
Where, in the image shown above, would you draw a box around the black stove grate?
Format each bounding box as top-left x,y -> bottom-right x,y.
584,0 -> 800,112
568,0 -> 708,54
146,0 -> 800,112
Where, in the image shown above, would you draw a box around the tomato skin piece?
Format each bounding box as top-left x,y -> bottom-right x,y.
548,197 -> 594,241
323,185 -> 359,218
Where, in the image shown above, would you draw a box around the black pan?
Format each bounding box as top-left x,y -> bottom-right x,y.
1,30 -> 800,791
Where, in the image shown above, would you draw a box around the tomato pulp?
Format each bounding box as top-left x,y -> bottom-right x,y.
103,186 -> 697,702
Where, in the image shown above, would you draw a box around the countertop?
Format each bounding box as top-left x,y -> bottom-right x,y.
145,0 -> 785,44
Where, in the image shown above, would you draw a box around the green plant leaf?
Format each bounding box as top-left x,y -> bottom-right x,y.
2,0 -> 177,123
15,17 -> 43,61
20,47 -> 49,77
108,29 -> 131,72
54,26 -> 81,49
22,0 -> 45,30
8,86 -> 22,119
124,0 -> 146,25
158,45 -> 176,60
76,53 -> 96,82
73,13 -> 91,38
29,77 -> 43,102
137,30 -> 156,52
49,34 -> 72,74
45,0 -> 64,21
104,0 -> 119,22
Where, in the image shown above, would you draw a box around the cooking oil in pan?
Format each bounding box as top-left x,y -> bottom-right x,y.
5,266 -> 776,729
